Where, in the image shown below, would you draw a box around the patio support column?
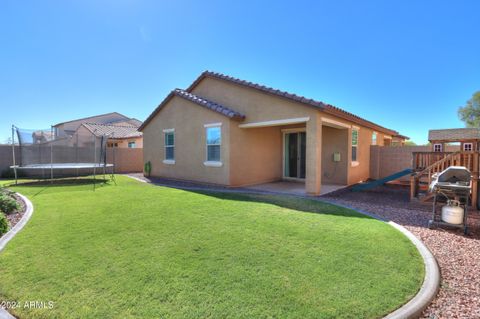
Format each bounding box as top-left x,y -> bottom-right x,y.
306,115 -> 322,195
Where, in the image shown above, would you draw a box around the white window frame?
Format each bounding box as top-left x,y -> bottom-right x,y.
128,141 -> 136,149
433,143 -> 442,152
204,123 -> 222,166
163,128 -> 175,164
351,127 -> 359,166
372,131 -> 377,146
463,143 -> 473,152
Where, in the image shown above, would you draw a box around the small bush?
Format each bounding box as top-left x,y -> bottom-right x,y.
0,194 -> 19,214
0,188 -> 15,197
0,214 -> 8,236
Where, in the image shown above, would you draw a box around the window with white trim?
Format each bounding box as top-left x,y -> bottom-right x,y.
164,131 -> 174,160
372,132 -> 377,145
433,143 -> 442,152
352,128 -> 359,162
463,143 -> 473,151
128,141 -> 136,148
206,126 -> 221,162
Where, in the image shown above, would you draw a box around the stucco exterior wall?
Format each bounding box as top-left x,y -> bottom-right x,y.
321,125 -> 348,185
191,77 -> 319,123
347,126 -> 383,184
229,125 -> 283,186
142,76 -> 403,192
109,137 -> 143,148
142,96 -> 231,185
0,145 -> 18,176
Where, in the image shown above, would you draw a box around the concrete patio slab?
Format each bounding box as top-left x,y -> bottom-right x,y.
244,181 -> 346,196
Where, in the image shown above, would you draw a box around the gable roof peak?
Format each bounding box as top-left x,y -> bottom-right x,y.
188,71 -> 401,136
138,89 -> 245,131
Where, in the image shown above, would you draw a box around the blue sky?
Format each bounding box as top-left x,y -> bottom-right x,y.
1,0 -> 479,144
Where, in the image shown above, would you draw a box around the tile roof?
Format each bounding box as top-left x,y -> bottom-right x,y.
428,128 -> 480,141
187,71 -> 402,136
54,112 -> 130,127
83,123 -> 142,138
109,118 -> 143,128
139,89 -> 245,131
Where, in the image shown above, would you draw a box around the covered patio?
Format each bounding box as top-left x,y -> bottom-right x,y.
236,115 -> 351,195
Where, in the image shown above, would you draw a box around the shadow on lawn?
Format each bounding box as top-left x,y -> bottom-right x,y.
4,178 -> 113,196
187,189 -> 373,220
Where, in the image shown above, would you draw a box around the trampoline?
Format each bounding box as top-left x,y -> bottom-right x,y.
10,125 -> 115,186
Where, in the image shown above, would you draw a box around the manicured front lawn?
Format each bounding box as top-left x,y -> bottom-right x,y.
0,176 -> 423,318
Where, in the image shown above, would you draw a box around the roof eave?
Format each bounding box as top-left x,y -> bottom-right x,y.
188,71 -> 400,137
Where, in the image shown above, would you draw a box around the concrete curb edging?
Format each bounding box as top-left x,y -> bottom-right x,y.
315,200 -> 440,319
0,193 -> 34,319
384,221 -> 440,319
127,175 -> 441,319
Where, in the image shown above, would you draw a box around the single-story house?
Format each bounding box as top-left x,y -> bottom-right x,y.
78,123 -> 143,149
139,71 -> 407,195
53,112 -> 142,138
53,112 -> 143,148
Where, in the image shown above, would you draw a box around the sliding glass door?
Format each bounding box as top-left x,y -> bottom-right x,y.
284,131 -> 306,179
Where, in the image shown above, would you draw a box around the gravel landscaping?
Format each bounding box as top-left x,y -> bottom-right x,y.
5,193 -> 26,228
322,185 -> 480,319
0,190 -> 26,231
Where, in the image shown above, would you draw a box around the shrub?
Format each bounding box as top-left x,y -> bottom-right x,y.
0,187 -> 14,197
0,214 -> 8,236
0,194 -> 19,214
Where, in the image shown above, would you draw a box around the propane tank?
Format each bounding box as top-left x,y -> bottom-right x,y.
441,200 -> 464,225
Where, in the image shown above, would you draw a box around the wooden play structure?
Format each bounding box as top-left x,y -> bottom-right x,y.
410,128 -> 480,209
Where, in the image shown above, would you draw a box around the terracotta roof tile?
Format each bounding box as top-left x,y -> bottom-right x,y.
187,71 -> 402,136
83,123 -> 142,138
138,89 -> 245,131
172,89 -> 245,120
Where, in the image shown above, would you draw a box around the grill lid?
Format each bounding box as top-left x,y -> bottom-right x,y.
436,166 -> 471,184
429,166 -> 472,193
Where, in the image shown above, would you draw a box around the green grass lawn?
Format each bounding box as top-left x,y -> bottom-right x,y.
0,176 -> 423,318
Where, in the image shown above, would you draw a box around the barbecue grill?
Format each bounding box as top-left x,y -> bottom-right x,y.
428,166 -> 471,234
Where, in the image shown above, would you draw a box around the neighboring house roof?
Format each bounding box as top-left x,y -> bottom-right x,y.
186,71 -> 401,136
139,89 -> 246,131
428,128 -> 480,142
53,112 -> 130,127
82,123 -> 143,139
109,118 -> 143,128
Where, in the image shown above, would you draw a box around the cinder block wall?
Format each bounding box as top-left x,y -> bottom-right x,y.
370,145 -> 461,181
0,145 -> 19,175
0,145 -> 143,176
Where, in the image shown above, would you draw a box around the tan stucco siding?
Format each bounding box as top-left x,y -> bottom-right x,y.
191,77 -> 319,123
190,77 -> 385,188
142,96 -> 230,185
348,126 -> 376,184
109,137 -> 143,148
321,125 -> 348,185
229,126 -> 283,186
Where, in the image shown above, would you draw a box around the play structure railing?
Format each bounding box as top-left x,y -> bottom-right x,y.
411,151 -> 480,207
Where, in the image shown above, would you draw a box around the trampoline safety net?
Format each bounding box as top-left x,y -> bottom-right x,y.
12,126 -> 114,180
